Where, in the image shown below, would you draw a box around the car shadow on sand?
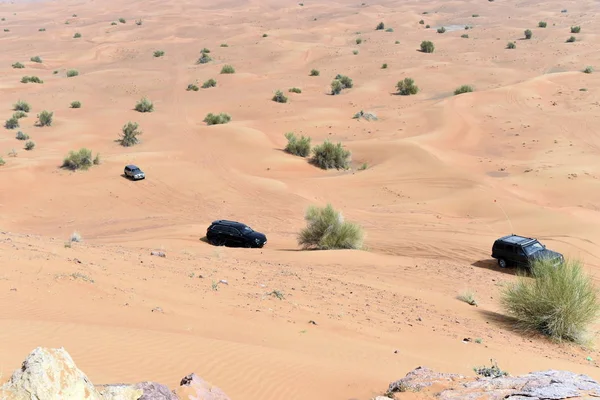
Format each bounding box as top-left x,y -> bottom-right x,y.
472,259 -> 518,275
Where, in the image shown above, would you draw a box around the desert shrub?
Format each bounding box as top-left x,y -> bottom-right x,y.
289,87 -> 302,93
461,34 -> 469,38
12,62 -> 25,69
395,40 -> 400,44
186,83 -> 199,91
5,117 -> 19,129
284,132 -> 311,157
203,113 -> 231,125
425,24 -> 430,28
221,64 -> 235,74
272,90 -> 288,103
507,41 -> 516,49
353,110 -> 377,121
13,111 -> 27,119
331,79 -> 343,95
93,153 -> 100,165
571,26 -> 581,33
419,19 -> 424,24
566,36 -> 576,43
1,28 -> 6,32
457,291 -> 477,306
135,97 -> 154,112
73,32 -> 81,38
201,47 -> 211,53
14,100 -> 30,112
39,28 -> 46,31
37,110 -> 53,126
524,29 -> 532,39
135,19 -> 142,25
454,85 -> 473,95
0,157 -> 4,166
118,121 -> 142,147
381,63 -> 388,69
539,21 -> 547,28
111,22 -> 117,25
24,140 -> 35,150
15,131 -> 29,140
474,360 -> 508,378
385,27 -> 394,32
298,204 -> 364,250
153,50 -> 165,57
220,43 -> 228,47
262,33 -> 268,37
310,69 -> 320,76
352,49 -> 359,55
472,14 -> 479,17
70,101 -> 81,108
119,18 -> 126,23
21,76 -> 43,83
335,74 -> 353,89
53,70 -> 58,74
437,26 -> 446,33
201,78 -> 217,88
356,37 -> 362,44
311,140 -> 350,170
30,56 -> 42,63
583,66 -> 593,74
62,148 -> 95,170
501,258 -> 599,343
396,78 -> 419,95
66,69 -> 79,77
376,22 -> 385,30
197,52 -> 212,64
420,40 -> 434,53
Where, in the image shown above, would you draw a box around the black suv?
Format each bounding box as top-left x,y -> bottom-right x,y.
206,220 -> 267,248
491,234 -> 564,269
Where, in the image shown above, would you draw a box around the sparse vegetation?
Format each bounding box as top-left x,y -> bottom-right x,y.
197,52 -> 212,64
153,50 -> 165,57
220,43 -> 228,47
21,76 -> 44,84
186,83 -> 199,91
474,360 -> 508,378
39,28 -> 46,31
376,22 -> 385,30
461,34 -> 469,38
66,69 -> 79,77
472,14 -> 479,17
30,56 -> 42,63
385,27 -> 394,32
13,111 -> 27,119
134,97 -> 154,113
395,40 -> 400,44
201,47 -> 211,53
539,21 -> 547,28
507,41 -> 516,49
119,18 -> 126,23
356,37 -> 362,44
331,79 -> 343,95
93,153 -> 100,165
331,74 -> 353,95
419,19 -> 424,24
289,87 -> 302,93
566,36 -> 576,43
381,63 -> 388,69
14,100 -> 30,112
111,22 -> 117,25
310,69 -> 320,76
70,101 -> 81,108
73,32 -> 81,38
420,40 -> 435,53
5,117 -> 19,129
311,140 -> 351,170
62,148 -> 96,170
583,66 -> 593,74
37,110 -> 53,127
457,291 -> 478,306
454,85 -> 474,95
437,26 -> 446,34
571,26 -> 581,33
135,19 -> 142,25
118,122 -> 142,147
284,132 -> 311,157
502,258 -> 599,344
396,78 -> 419,95
352,49 -> 359,55
0,156 -> 4,166
203,113 -> 231,125
353,110 -> 378,121
12,62 -> 25,69
24,140 -> 35,151
16,131 -> 29,140
524,29 -> 532,39
298,204 -> 364,250
272,90 -> 288,103
425,24 -> 430,29
220,64 -> 235,74
70,231 -> 82,242
262,33 -> 268,37
201,78 -> 217,88
269,290 -> 285,300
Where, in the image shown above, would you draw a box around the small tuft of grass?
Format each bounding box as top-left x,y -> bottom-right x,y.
12,62 -> 25,69
358,163 -> 368,170
200,47 -> 211,53
461,34 -> 469,38
353,110 -> 378,121
420,40 -> 434,53
284,132 -> 311,157
538,21 -> 547,28
454,85 -> 474,95
93,153 -> 100,165
37,110 -> 53,126
118,121 -> 142,147
66,69 -> 79,77
524,29 -> 532,39
381,63 -> 388,69
39,28 -> 46,31
134,97 -> 154,112
298,203 -> 364,250
262,33 -> 268,37
583,66 -> 593,74
309,69 -> 320,76
220,43 -> 228,47
507,41 -> 516,49
474,338 -> 483,344
419,19 -> 424,24
457,290 -> 478,306
21,76 -> 44,84
16,131 -> 29,140
201,78 -> 217,88
13,111 -> 27,119
376,22 -> 385,30
311,140 -> 351,170
24,140 -> 35,151
5,117 -> 19,129
269,290 -> 285,300
73,32 -> 81,38
203,113 -> 231,125
135,19 -> 142,25
474,360 -> 508,378
220,64 -> 235,74
472,14 -> 480,17
356,37 -> 362,44
566,36 -> 576,43
425,24 -> 430,28
111,21 -> 117,25
571,25 -> 581,33
153,50 -> 165,57
289,87 -> 302,93
385,27 -> 394,32
197,52 -> 212,64
70,101 -> 81,108
352,49 -> 359,55
62,148 -> 96,170
437,26 -> 446,34
272,90 -> 288,103
14,100 -> 30,112
186,83 -> 199,91
30,56 -> 42,63
395,40 -> 400,44
119,18 -> 126,23
396,78 -> 419,95
0,156 -> 4,166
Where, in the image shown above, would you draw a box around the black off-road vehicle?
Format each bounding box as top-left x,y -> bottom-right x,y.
206,220 -> 267,248
491,234 -> 564,269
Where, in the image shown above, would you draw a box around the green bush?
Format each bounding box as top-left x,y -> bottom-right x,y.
62,148 -> 95,170
119,18 -> 126,23
37,110 -> 53,126
73,32 -> 81,38
66,69 -> 79,77
154,50 -> 165,57
272,90 -> 288,103
39,28 -> 46,31
201,47 -> 211,53
70,101 -> 81,108
385,28 -> 394,32
16,131 -> 29,140
203,113 -> 231,125
472,14 -> 480,17
14,100 -> 30,112
118,122 -> 142,147
539,21 -> 547,28
356,37 -> 362,44
454,85 -> 473,95
583,66 -> 593,74
310,69 -> 320,76
571,26 -> 581,33
524,29 -> 532,39
501,258 -> 599,343
135,97 -> 154,112
298,204 -> 364,250
311,140 -> 350,170
566,36 -> 576,43
381,63 -> 388,69
13,111 -> 27,119
376,22 -> 385,30
289,87 -> 302,93
221,64 -> 235,74
437,26 -> 446,34
201,78 -> 217,88
0,156 -> 4,166
93,153 -> 100,165
262,33 -> 268,37
419,19 -> 424,24
425,24 -> 430,29
187,83 -> 199,91
5,117 -> 19,129
335,74 -> 353,89
30,56 -> 42,63
21,76 -> 43,83
24,140 -> 35,150
197,52 -> 212,64
12,62 -> 25,69
331,79 -> 343,95
420,40 -> 434,53
111,22 -> 117,25
220,43 -> 228,47
284,132 -> 311,157
474,360 -> 508,378
396,78 -> 419,95
507,41 -> 516,49
352,49 -> 359,55
461,34 -> 469,38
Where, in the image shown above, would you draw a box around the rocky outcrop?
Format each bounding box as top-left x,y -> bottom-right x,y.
382,366 -> 600,400
0,347 -> 230,400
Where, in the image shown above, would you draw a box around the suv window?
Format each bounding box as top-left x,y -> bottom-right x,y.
495,242 -> 504,251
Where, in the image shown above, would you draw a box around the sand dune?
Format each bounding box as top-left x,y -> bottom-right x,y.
1,0 -> 600,398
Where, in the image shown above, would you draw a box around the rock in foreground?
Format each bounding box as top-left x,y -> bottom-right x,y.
381,366 -> 600,400
0,347 -> 230,400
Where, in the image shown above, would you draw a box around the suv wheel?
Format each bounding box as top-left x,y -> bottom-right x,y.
498,258 -> 507,269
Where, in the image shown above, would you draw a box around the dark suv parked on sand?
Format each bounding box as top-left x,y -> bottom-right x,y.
206,220 -> 267,248
491,234 -> 564,269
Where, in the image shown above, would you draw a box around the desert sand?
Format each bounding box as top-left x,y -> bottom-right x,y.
1,0 -> 599,398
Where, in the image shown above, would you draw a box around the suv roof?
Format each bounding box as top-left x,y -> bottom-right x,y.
126,164 -> 140,169
210,220 -> 248,228
497,234 -> 537,246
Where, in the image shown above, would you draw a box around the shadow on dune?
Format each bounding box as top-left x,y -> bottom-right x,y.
471,259 -> 518,275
